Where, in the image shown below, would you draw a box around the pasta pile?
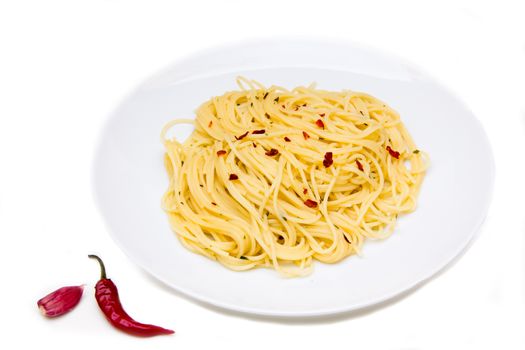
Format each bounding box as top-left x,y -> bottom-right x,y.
161,78 -> 427,276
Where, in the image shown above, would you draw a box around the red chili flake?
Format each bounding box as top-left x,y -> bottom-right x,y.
252,142 -> 257,148
302,131 -> 310,140
208,120 -> 213,127
211,202 -> 217,206
304,199 -> 318,208
294,106 -> 299,111
315,119 -> 325,129
323,152 -> 333,168
284,137 -> 291,142
302,103 -> 306,107
229,174 -> 239,180
282,105 -> 286,108
356,159 -> 364,171
263,92 -> 269,99
344,235 -> 351,244
303,188 -> 308,194
386,145 -> 400,159
216,150 -> 227,156
235,131 -> 249,140
265,148 -> 279,156
319,113 -> 325,117
252,129 -> 265,134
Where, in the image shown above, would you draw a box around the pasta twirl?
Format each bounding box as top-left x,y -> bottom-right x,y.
161,77 -> 428,277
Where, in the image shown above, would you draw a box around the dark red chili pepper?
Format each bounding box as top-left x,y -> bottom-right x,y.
315,119 -> 325,129
235,131 -> 249,140
356,159 -> 364,171
252,129 -> 265,134
265,148 -> 279,156
386,145 -> 400,159
323,152 -> 333,168
88,255 -> 174,337
304,199 -> 318,208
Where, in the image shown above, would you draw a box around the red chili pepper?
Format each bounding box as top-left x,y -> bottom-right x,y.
37,285 -> 84,318
323,152 -> 333,168
315,119 -> 325,129
252,129 -> 265,134
265,148 -> 279,156
235,131 -> 249,140
386,145 -> 400,159
88,255 -> 174,337
304,199 -> 318,208
356,159 -> 364,171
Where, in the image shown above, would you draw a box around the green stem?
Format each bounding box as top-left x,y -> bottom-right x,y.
88,254 -> 107,279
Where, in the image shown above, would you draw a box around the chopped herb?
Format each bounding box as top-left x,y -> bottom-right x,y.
199,184 -> 204,187
240,256 -> 248,260
229,174 -> 239,180
250,102 -> 253,107
252,129 -> 266,134
251,117 -> 255,123
413,149 -> 420,154
235,131 -> 249,140
344,235 -> 351,244
274,97 -> 279,103
236,103 -> 240,106
263,92 -> 269,99
216,150 -> 227,156
359,111 -> 364,116
180,202 -> 184,205
211,202 -> 217,206
265,113 -> 271,119
304,199 -> 318,208
284,136 -> 291,142
364,123 -> 368,126
283,217 -> 288,221
181,161 -> 184,165
302,103 -> 306,107
265,148 -> 279,156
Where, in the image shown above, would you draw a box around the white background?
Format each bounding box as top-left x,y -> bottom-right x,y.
0,0 -> 524,349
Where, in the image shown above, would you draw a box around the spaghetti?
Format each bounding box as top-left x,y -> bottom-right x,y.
161,78 -> 428,276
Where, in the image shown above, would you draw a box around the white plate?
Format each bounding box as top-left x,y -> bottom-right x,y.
93,40 -> 494,317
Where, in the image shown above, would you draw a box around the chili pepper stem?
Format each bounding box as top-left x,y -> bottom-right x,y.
88,254 -> 107,279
